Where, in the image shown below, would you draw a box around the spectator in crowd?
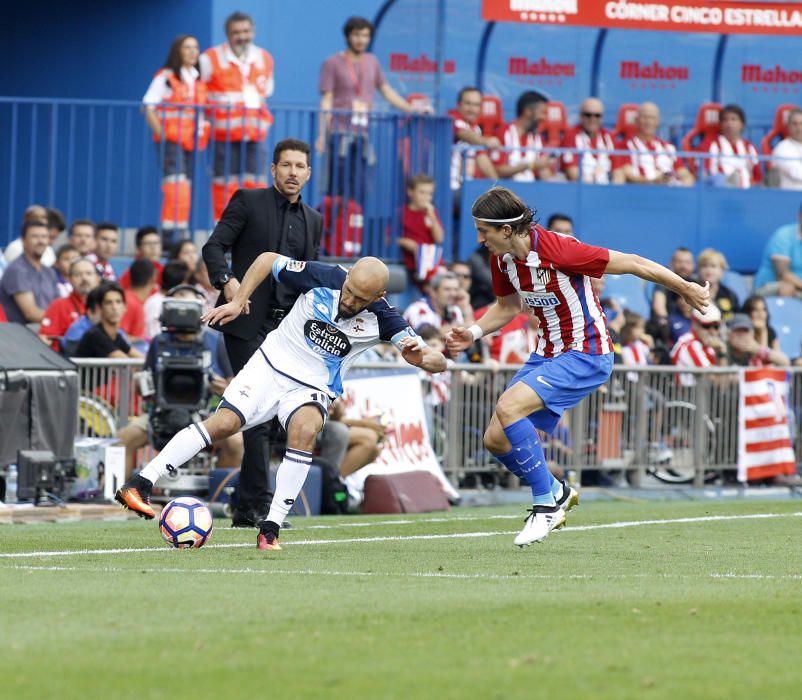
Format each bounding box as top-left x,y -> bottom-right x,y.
74,282 -> 143,359
726,312 -> 788,367
615,102 -> 694,187
201,12 -> 274,221
467,244 -> 494,309
696,248 -> 738,321
62,284 -> 114,355
742,295 -> 783,354
546,213 -> 574,237
325,399 -> 385,478
449,87 -> 500,191
561,97 -> 618,184
450,260 -> 472,298
170,239 -> 200,285
119,226 -> 164,291
619,312 -> 655,374
115,286 -> 242,478
671,305 -> 727,384
143,35 -> 209,241
592,275 -> 625,342
397,174 -> 444,284
46,207 -> 67,249
0,220 -> 59,324
651,246 -> 695,337
702,104 -> 761,189
68,219 -> 97,256
668,295 -> 694,346
772,108 -> 802,191
404,270 -> 471,335
93,222 -> 120,280
477,306 -> 538,364
39,257 -> 99,352
127,258 -> 157,306
492,90 -> 555,181
144,261 -> 189,341
3,205 -> 56,266
53,243 -> 79,298
753,205 -> 802,297
193,260 -> 219,310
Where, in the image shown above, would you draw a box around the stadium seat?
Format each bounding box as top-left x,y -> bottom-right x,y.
603,274 -> 650,318
764,296 -> 802,360
539,100 -> 568,148
760,103 -> 799,168
479,94 -> 505,141
680,102 -> 721,174
721,270 -> 752,307
610,103 -> 640,145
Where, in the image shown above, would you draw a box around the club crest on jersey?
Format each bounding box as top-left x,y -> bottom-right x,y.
304,319 -> 352,358
286,260 -> 306,272
536,268 -> 551,284
521,291 -> 559,308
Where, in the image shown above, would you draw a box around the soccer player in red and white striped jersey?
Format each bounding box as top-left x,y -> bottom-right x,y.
447,186 -> 710,546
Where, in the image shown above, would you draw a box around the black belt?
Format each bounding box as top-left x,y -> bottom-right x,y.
267,308 -> 290,320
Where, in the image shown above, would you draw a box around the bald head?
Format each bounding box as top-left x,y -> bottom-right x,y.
580,97 -> 604,136
339,257 -> 389,318
636,101 -> 660,138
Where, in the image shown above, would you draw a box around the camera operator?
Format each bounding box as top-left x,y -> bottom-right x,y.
115,285 -> 243,478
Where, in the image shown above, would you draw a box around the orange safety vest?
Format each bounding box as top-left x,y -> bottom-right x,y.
204,44 -> 274,142
152,69 -> 210,151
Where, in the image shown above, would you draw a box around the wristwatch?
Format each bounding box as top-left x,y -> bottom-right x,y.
214,272 -> 234,290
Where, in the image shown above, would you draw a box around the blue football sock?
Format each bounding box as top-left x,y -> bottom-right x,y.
499,418 -> 556,506
550,474 -> 562,499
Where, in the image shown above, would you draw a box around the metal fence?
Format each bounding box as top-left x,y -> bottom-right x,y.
70,358 -> 802,489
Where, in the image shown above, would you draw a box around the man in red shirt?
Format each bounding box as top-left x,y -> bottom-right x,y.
561,97 -> 619,184
39,257 -> 99,353
449,87 -> 499,191
398,174 -> 444,282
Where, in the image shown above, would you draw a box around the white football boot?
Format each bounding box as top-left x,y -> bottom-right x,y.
513,504 -> 566,547
556,480 -> 579,513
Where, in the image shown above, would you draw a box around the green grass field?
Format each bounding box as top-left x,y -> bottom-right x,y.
2,499 -> 802,700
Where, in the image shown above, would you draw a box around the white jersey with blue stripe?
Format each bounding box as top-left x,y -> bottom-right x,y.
257,256 -> 419,398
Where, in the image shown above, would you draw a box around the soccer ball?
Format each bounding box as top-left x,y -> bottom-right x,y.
159,497 -> 214,549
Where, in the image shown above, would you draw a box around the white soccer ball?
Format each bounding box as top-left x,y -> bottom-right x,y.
159,496 -> 214,549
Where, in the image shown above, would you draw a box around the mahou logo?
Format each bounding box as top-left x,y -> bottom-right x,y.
508,57 -> 575,77
620,61 -> 689,81
389,53 -> 456,74
742,64 -> 802,84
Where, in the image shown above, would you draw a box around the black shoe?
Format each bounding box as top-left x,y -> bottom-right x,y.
231,503 -> 292,529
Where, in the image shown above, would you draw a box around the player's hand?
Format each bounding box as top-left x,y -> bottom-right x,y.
684,280 -> 711,314
202,299 -> 248,326
446,327 -> 473,355
399,336 -> 424,366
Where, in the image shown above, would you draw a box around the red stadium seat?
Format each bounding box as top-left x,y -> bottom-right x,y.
761,103 -> 799,168
539,100 -> 568,148
680,102 -> 721,174
479,94 -> 506,141
610,103 -> 640,145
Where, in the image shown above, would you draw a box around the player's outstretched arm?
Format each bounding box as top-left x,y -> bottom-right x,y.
399,337 -> 447,373
202,252 -> 281,326
605,251 -> 711,314
446,292 -> 521,355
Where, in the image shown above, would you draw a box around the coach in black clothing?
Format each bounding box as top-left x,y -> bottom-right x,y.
202,138 -> 322,527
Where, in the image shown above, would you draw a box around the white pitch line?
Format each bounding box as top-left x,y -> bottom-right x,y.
3,564 -> 802,582
2,511 -> 801,559
217,514 -> 523,531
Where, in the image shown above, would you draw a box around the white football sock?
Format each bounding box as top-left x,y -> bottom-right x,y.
138,423 -> 211,485
265,448 -> 313,528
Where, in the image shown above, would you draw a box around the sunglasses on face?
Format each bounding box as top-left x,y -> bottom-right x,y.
700,322 -> 720,329
582,112 -> 603,119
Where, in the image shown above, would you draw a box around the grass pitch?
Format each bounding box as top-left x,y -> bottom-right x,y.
2,499 -> 802,700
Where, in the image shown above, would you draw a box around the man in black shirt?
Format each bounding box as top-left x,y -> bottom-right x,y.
202,138 -> 323,527
75,281 -> 144,359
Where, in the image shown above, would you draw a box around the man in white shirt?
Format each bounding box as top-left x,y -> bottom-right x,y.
403,270 -> 467,333
772,108 -> 802,191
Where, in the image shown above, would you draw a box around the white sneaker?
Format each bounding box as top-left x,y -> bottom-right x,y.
556,481 -> 579,513
513,504 -> 566,547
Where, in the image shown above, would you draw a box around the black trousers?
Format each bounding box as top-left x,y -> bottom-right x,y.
223,319 -> 279,512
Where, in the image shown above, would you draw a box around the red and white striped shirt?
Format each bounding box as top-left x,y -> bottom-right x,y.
560,126 -> 616,184
491,123 -> 546,182
702,134 -> 762,189
620,135 -> 685,182
621,338 -> 651,382
490,225 -> 612,358
449,109 -> 483,190
670,330 -> 717,386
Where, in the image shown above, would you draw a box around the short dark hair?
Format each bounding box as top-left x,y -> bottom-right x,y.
547,213 -> 573,229
225,11 -> 253,32
458,87 -> 481,104
85,284 -> 104,312
69,219 -> 96,237
56,243 -> 78,259
407,174 -> 434,190
720,104 -> 746,125
129,258 -> 156,288
46,207 -> 66,232
471,186 -> 535,237
161,261 -> 189,291
135,226 -> 159,248
97,280 -> 126,307
22,219 -> 49,237
516,90 -> 547,118
272,139 -> 311,166
343,16 -> 374,38
96,221 -> 119,234
416,323 -> 444,343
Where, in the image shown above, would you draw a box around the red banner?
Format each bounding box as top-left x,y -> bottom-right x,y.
482,0 -> 802,35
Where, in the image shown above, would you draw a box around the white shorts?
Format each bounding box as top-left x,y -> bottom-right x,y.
219,349 -> 330,431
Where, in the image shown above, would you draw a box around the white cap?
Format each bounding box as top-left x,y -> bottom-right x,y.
692,305 -> 721,324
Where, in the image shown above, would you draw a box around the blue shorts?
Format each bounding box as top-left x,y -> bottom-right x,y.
507,351 -> 614,434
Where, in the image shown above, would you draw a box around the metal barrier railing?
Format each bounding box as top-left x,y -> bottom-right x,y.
70,358 -> 802,488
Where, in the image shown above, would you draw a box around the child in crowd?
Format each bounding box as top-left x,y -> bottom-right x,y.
53,243 -> 79,298
397,174 -> 444,286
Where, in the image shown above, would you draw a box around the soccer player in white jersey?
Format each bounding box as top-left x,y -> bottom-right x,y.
447,187 -> 710,546
116,254 -> 446,550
